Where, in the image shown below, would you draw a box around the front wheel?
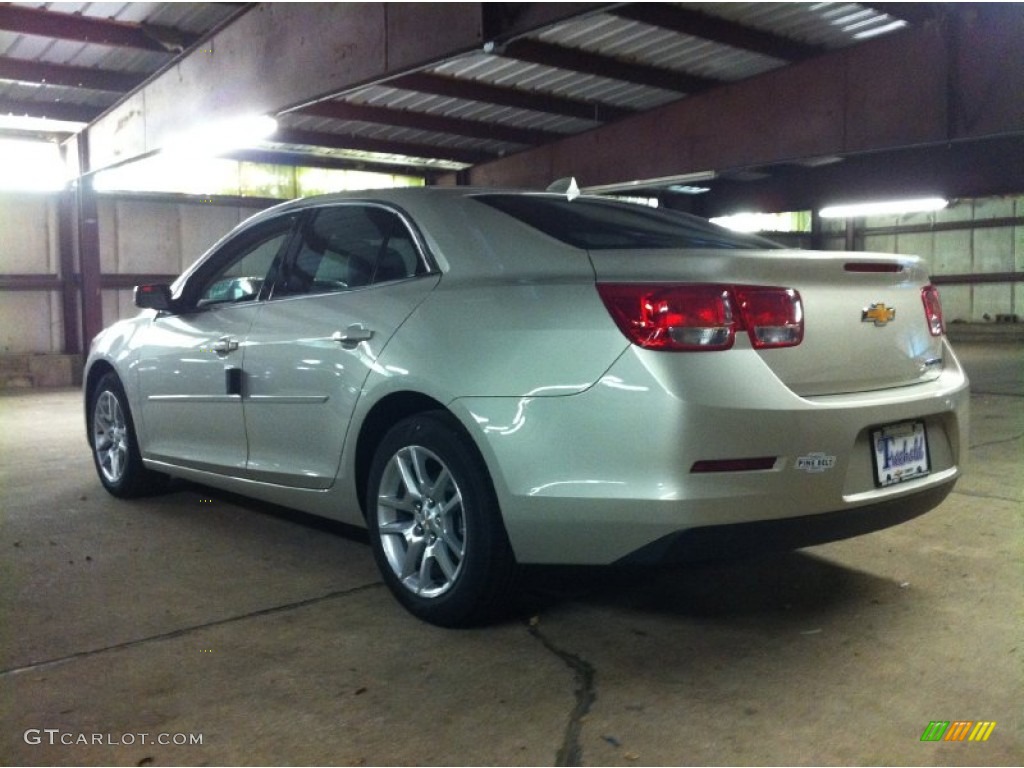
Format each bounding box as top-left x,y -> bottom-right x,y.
89,372 -> 169,498
367,412 -> 517,627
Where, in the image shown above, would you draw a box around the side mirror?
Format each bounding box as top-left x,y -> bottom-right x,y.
134,283 -> 175,311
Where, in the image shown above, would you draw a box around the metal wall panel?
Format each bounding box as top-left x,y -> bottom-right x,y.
0,291 -> 59,353
176,203 -> 247,274
0,193 -> 55,272
112,199 -> 181,274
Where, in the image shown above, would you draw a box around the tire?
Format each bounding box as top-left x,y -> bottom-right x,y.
366,412 -> 517,627
88,372 -> 169,498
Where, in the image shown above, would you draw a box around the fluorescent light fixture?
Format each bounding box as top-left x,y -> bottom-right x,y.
0,114 -> 88,134
163,114 -> 278,158
0,138 -> 67,191
582,170 -> 715,195
819,197 -> 948,218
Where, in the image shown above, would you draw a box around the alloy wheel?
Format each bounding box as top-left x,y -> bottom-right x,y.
93,390 -> 129,484
375,445 -> 467,598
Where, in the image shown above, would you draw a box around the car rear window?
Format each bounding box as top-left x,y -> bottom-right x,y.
475,194 -> 782,251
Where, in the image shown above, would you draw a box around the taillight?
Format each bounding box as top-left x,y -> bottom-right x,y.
597,283 -> 803,352
597,284 -> 736,351
734,287 -> 803,348
921,285 -> 944,336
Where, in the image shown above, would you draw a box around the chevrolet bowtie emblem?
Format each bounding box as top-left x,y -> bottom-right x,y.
862,303 -> 896,326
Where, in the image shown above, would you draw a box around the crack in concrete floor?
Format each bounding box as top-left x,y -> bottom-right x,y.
528,619 -> 598,767
0,582 -> 384,677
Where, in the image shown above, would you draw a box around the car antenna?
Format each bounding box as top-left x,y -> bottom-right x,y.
546,176 -> 580,202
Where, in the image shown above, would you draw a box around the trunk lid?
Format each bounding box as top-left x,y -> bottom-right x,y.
589,248 -> 945,397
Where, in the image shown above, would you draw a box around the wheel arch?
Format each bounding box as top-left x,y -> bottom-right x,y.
354,391 -> 485,518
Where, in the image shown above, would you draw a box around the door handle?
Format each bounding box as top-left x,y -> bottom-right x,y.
211,337 -> 239,354
332,325 -> 374,348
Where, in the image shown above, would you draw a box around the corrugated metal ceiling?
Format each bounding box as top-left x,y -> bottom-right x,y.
0,2 -> 921,175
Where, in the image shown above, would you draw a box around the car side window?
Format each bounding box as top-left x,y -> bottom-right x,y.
275,205 -> 423,298
193,217 -> 295,309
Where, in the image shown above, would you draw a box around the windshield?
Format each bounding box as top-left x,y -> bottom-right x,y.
475,194 -> 782,251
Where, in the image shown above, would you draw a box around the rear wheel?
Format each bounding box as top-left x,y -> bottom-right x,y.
89,372 -> 169,498
367,412 -> 516,627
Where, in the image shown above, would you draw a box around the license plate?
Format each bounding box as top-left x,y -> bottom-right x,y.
871,421 -> 930,487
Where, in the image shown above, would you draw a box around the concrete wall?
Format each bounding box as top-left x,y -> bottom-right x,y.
0,193 -> 267,353
98,199 -> 265,325
0,193 -> 63,354
821,196 -> 1024,323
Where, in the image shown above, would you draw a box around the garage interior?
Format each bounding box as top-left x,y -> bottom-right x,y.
1,2 -> 1021,765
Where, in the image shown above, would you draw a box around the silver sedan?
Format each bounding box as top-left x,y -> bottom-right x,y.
84,188 -> 969,626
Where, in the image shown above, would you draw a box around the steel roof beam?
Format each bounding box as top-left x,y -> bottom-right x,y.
609,4 -> 823,62
0,56 -> 145,93
0,98 -> 101,123
458,6 -> 1024,194
0,5 -> 196,52
87,3 -> 571,171
389,71 -> 635,123
293,100 -> 559,147
274,127 -> 496,166
226,148 -> 443,178
501,38 -> 720,94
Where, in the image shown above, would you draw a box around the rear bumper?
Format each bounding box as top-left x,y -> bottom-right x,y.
451,340 -> 969,565
616,479 -> 954,565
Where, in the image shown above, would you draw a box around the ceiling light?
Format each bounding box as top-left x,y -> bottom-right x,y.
163,115 -> 278,158
668,185 -> 710,194
0,114 -> 88,134
819,198 -> 948,218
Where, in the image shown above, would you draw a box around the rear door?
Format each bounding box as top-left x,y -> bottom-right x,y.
135,214 -> 296,472
241,203 -> 439,488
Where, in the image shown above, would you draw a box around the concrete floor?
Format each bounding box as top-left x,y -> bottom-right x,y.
1,341 -> 1021,766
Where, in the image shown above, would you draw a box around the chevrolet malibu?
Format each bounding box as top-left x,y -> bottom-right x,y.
84,188 -> 969,626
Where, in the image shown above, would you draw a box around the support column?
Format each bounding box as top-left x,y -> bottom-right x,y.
810,210 -> 824,251
76,136 -> 103,349
844,218 -> 857,252
57,189 -> 80,354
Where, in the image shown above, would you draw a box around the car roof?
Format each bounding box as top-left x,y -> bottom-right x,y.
255,186 -> 599,214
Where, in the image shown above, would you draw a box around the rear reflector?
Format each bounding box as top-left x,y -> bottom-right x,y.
921,285 -> 944,336
597,283 -> 803,352
691,457 -> 777,473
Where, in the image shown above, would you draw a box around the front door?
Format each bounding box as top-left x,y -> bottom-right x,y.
135,214 -> 296,473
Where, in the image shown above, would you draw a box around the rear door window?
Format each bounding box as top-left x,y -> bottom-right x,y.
274,204 -> 426,297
